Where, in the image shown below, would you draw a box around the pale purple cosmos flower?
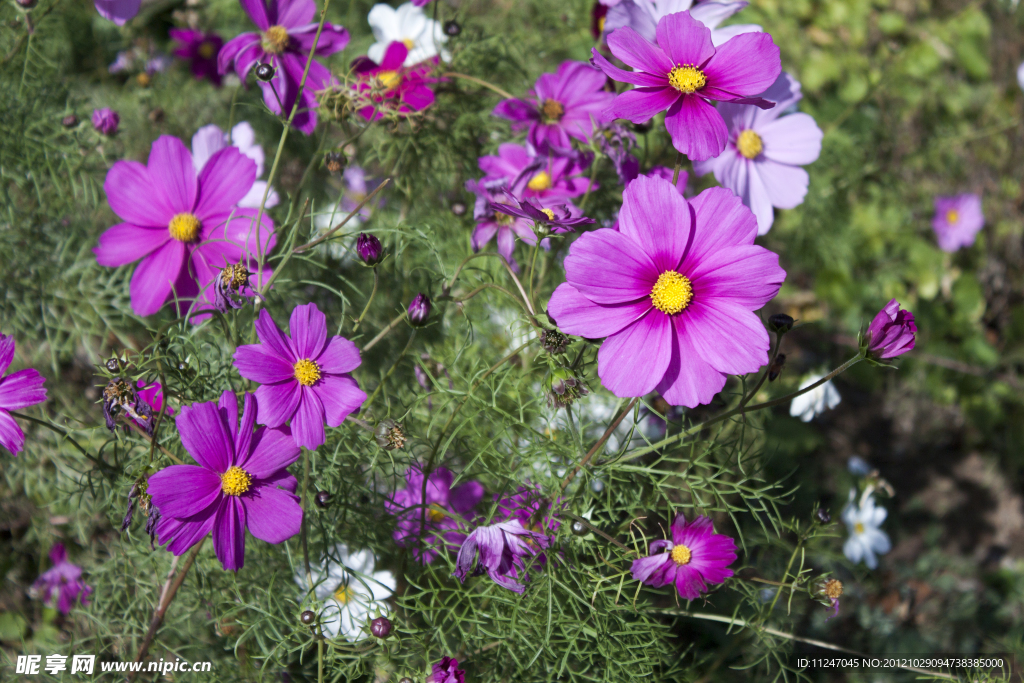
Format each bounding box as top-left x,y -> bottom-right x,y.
93,135 -> 276,317
149,391 -> 302,571
192,122 -> 280,210
0,333 -> 46,456
218,0 -> 350,135
92,108 -> 119,136
427,657 -> 465,683
865,299 -> 916,360
492,191 -> 596,234
631,514 -> 737,600
931,193 -> 984,252
592,11 -> 780,160
604,0 -> 762,47
385,465 -> 484,564
479,143 -> 593,204
548,175 -> 785,407
351,43 -> 438,120
170,29 -> 224,86
465,177 -> 542,272
493,61 -> 615,153
29,545 -> 92,614
693,73 -> 822,234
233,303 -> 366,450
95,0 -> 139,25
453,519 -> 552,593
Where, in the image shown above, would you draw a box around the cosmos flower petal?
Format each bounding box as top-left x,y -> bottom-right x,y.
273,0 -> 316,28
755,160 -> 808,211
213,497 -> 247,571
744,163 -> 777,235
234,345 -> 298,384
655,317 -> 727,408
128,240 -> 187,316
607,25 -> 674,74
618,174 -> 693,272
631,553 -> 670,583
94,0 -> 140,25
289,23 -> 350,54
239,0 -> 270,30
609,86 -> 680,124
289,302 -> 328,360
243,485 -> 302,543
548,283 -> 652,338
147,136 -> 198,212
688,245 -> 785,309
291,387 -> 326,450
254,309 -> 297,363
316,336 -> 361,375
563,229 -> 659,304
104,161 -> 176,228
597,310 -> 672,397
0,336 -> 12,376
0,410 -> 26,455
254,381 -> 302,428
315,374 -> 366,427
591,49 -> 668,88
450,480 -> 485,515
234,392 -> 258,459
195,147 -> 257,218
758,112 -> 822,165
177,400 -> 236,472
218,33 -> 259,76
682,187 -> 758,268
239,425 -> 301,478
654,11 -> 715,68
702,32 -> 780,97
684,299 -> 769,375
664,95 -> 729,162
191,124 -> 228,172
148,465 -> 224,518
674,564 -> 707,600
0,369 -> 47,411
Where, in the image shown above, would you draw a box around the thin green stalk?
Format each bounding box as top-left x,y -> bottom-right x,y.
362,311 -> 408,352
578,156 -> 602,212
364,330 -> 416,409
671,150 -> 683,186
560,397 -> 638,493
351,267 -> 379,333
10,411 -> 91,459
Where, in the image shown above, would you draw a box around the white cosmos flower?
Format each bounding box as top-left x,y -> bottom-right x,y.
367,2 -> 449,67
295,544 -> 395,640
604,0 -> 762,48
789,371 -> 840,422
191,122 -> 279,210
842,491 -> 891,570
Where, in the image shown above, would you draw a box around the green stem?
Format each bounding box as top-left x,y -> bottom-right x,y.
578,156 -> 602,212
442,71 -> 515,99
671,151 -> 683,186
738,330 -> 783,410
560,397 -> 638,493
363,330 -> 416,409
10,411 -> 91,459
361,311 -> 407,353
351,267 -> 378,333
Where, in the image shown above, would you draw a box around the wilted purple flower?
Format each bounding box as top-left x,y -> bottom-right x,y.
428,657 -> 465,683
493,486 -> 562,566
29,544 -> 92,614
0,333 -> 47,456
213,263 -> 257,313
454,520 -> 552,593
102,378 -> 155,435
465,177 -> 544,272
932,193 -> 984,252
631,514 -> 737,600
357,233 -> 383,265
170,29 -> 224,86
92,108 -> 119,136
136,379 -> 174,417
493,60 -> 615,153
385,465 -> 484,564
598,122 -> 640,185
491,191 -> 596,233
864,299 -> 916,360
95,0 -> 139,25
408,293 -> 431,327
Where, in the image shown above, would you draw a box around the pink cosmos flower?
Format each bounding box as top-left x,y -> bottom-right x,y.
603,0 -> 762,48
218,0 -> 350,135
232,303 -> 366,450
865,299 -> 916,360
465,177 -> 542,272
351,42 -> 438,120
95,0 -> 139,25
592,11 -> 781,160
0,333 -> 47,456
386,465 -> 484,564
479,143 -> 593,204
547,175 -> 785,407
931,193 -> 984,252
149,391 -> 302,571
29,544 -> 92,613
170,29 -> 224,86
693,73 -> 823,234
93,135 -> 275,317
631,514 -> 736,600
493,60 -> 616,153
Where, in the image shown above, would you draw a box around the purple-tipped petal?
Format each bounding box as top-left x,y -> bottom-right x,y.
234,344 -> 297,384
547,283 -> 651,338
0,410 -> 26,455
618,174 -> 693,273
0,369 -> 47,411
314,374 -> 365,427
654,11 -> 716,68
129,240 -> 187,316
239,0 -> 270,30
147,136 -> 198,212
105,161 -> 174,228
317,336 -> 361,375
656,317 -> 728,408
609,87 -> 680,124
195,147 -> 257,219
239,425 -> 301,478
607,25 -> 674,74
563,229 -> 659,304
94,223 -> 168,267
703,32 -> 780,98
591,49 -> 668,88
664,95 -> 729,162
684,299 -> 769,375
291,387 -> 325,450
254,309 -> 297,363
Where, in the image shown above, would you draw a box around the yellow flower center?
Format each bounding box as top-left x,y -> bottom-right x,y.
293,359 -> 321,386
168,213 -> 201,242
540,208 -> 555,221
598,16 -> 606,33
494,210 -> 515,225
670,544 -> 692,565
137,73 -> 151,88
650,271 -> 693,315
668,65 -> 706,94
261,25 -> 290,55
198,42 -> 216,59
402,38 -> 415,49
824,579 -> 843,599
541,98 -> 565,123
220,466 -> 252,496
945,209 -> 959,224
333,585 -> 351,604
426,505 -> 447,523
736,129 -> 763,159
854,522 -> 865,534
376,70 -> 402,90
527,171 -> 552,191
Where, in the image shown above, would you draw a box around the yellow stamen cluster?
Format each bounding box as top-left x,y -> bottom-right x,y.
671,544 -> 692,565
198,42 -> 216,59
528,171 -> 552,191
261,25 -> 290,55
221,263 -> 251,290
220,466 -> 252,496
540,208 -> 555,221
402,38 -> 415,49
333,585 -> 351,604
376,70 -> 402,90
736,129 -> 763,159
541,98 -> 565,123
824,578 -> 844,599
945,209 -> 960,225
668,65 -> 706,94
854,522 -> 865,534
293,359 -> 322,386
650,270 -> 693,315
168,213 -> 201,242
426,506 -> 447,523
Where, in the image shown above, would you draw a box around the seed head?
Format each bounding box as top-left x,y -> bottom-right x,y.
300,610 -> 316,626
255,63 -> 276,82
374,419 -> 406,450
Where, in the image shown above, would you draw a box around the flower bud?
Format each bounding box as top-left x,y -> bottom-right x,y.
374,418 -> 406,450
768,313 -> 794,334
105,358 -> 121,373
314,490 -> 331,508
324,151 -> 345,174
408,293 -> 431,327
91,108 -> 119,136
570,520 -> 588,536
815,507 -> 831,524
547,368 -> 588,408
370,616 -> 392,638
449,200 -> 467,216
540,329 -> 569,355
399,678 -> 414,683
863,299 -> 916,361
768,352 -> 786,382
62,114 -> 79,128
255,62 -> 276,82
443,20 -> 461,36
148,107 -> 164,123
300,610 -> 316,626
357,233 -> 383,266
16,0 -> 37,8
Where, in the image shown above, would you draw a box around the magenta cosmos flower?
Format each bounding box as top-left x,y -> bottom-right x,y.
95,0 -> 139,25
233,303 -> 366,450
428,657 -> 465,683
170,29 -> 224,86
631,514 -> 736,600
454,519 -> 552,593
29,544 -> 92,614
592,11 -> 780,160
0,333 -> 47,456
493,60 -> 615,153
479,143 -> 593,204
94,135 -> 275,317
149,391 -> 302,571
386,465 -> 484,564
693,73 -> 822,234
865,299 -> 916,360
92,108 -> 119,136
931,193 -> 984,252
218,0 -> 350,135
548,175 -> 785,407
351,42 -> 437,120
